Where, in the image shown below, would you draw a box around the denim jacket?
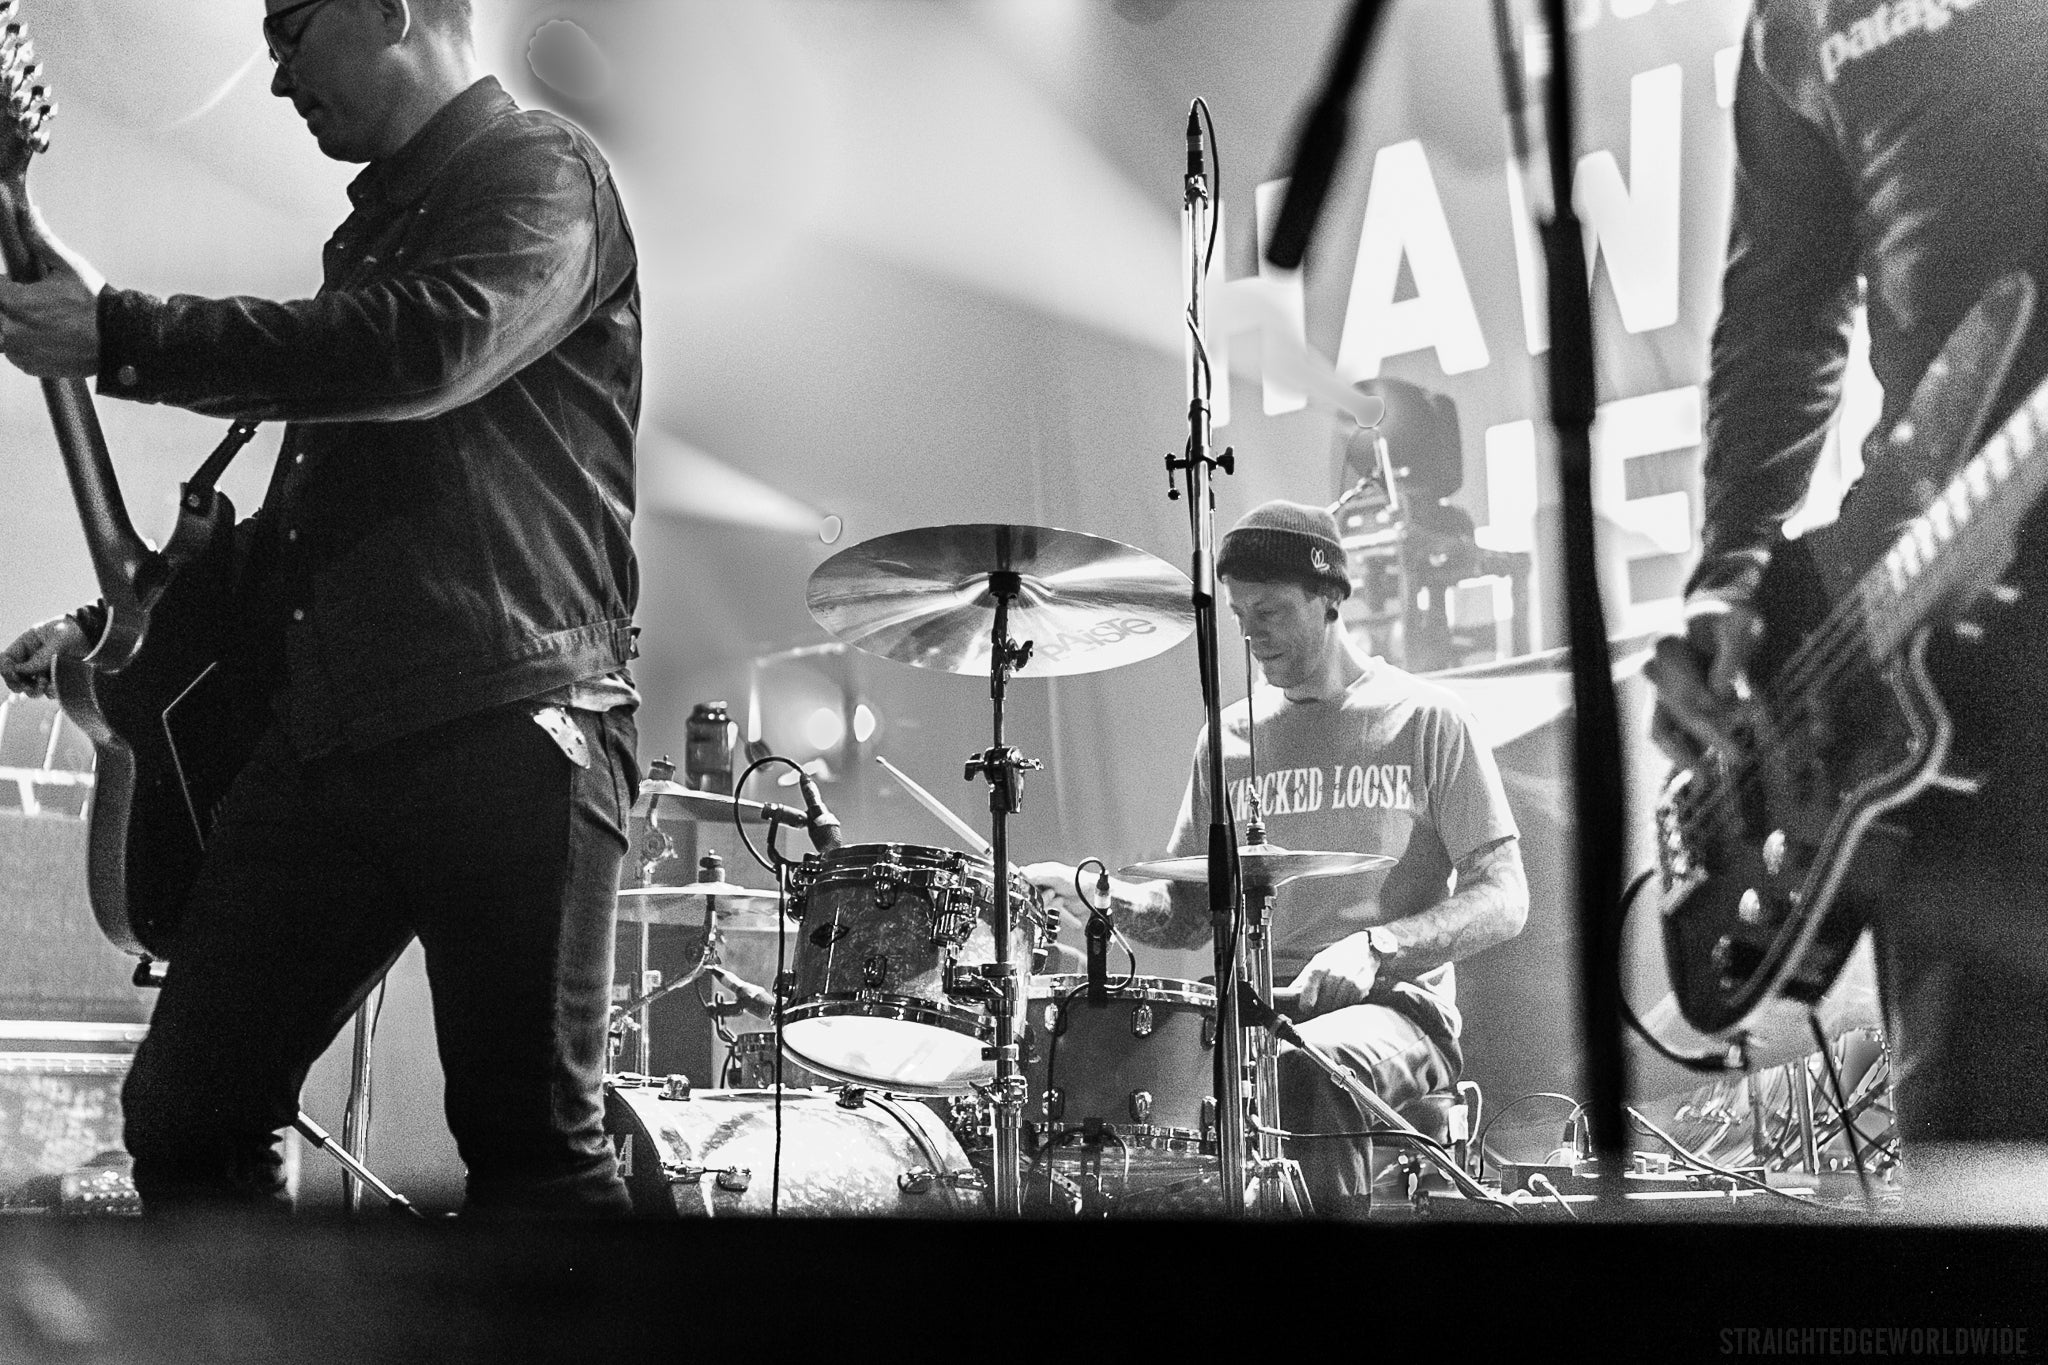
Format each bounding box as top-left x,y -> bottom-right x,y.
93,78 -> 641,754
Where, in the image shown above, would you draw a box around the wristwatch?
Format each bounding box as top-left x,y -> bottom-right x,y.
1363,925 -> 1397,980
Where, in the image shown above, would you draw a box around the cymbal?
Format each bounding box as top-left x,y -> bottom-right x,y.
618,881 -> 780,903
1118,844 -> 1394,886
615,882 -> 783,927
633,779 -> 780,824
806,523 -> 1193,676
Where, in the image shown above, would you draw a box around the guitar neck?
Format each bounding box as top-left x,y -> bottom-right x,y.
0,179 -> 153,614
1856,375 -> 2048,660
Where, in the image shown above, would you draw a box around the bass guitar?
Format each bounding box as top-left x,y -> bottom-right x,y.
1658,268 -> 2048,1037
0,15 -> 262,961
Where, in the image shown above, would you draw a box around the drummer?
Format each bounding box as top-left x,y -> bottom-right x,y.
1026,499 -> 1528,1213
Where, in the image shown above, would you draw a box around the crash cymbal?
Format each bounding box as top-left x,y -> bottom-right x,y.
1118,844 -> 1394,886
806,523 -> 1193,676
633,779 -> 782,824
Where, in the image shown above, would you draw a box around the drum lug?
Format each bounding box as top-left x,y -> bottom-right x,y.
1129,1090 -> 1153,1123
661,1073 -> 692,1101
898,1168 -> 937,1195
1130,1003 -> 1155,1038
1045,1086 -> 1065,1122
1201,1097 -> 1219,1152
836,1086 -> 869,1109
946,964 -> 998,1002
1201,1010 -> 1218,1049
660,1161 -> 752,1193
862,954 -> 890,988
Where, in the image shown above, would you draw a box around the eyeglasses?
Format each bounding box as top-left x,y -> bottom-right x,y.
263,0 -> 341,65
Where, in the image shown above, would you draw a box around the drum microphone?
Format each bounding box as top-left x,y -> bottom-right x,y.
795,769 -> 843,853
711,967 -> 780,1019
1185,103 -> 1206,190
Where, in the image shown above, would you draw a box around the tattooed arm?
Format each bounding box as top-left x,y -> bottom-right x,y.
1018,865 -> 1210,949
1290,837 -> 1528,1013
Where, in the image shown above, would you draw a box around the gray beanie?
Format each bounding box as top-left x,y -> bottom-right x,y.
1216,499 -> 1352,599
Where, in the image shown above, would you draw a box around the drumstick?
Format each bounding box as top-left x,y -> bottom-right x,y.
874,755 -> 993,857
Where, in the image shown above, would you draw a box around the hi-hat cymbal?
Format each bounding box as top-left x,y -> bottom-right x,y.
615,882 -> 783,927
1118,844 -> 1394,886
633,779 -> 781,824
807,523 -> 1193,676
618,881 -> 780,903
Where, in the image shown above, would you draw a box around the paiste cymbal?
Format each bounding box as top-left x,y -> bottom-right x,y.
806,523 -> 1193,676
1118,844 -> 1394,886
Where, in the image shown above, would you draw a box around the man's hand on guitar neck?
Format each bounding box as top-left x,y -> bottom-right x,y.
1645,594 -> 1765,768
0,616 -> 91,699
0,199 -> 105,381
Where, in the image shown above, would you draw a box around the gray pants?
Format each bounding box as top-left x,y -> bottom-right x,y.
1277,1003 -> 1455,1211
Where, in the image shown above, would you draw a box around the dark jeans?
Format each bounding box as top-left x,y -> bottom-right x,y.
1277,1002 -> 1456,1212
1874,533 -> 2048,1149
122,702 -> 637,1216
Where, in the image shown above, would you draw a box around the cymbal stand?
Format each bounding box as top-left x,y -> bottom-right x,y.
962,567 -> 1042,1216
1165,97 -> 1249,1216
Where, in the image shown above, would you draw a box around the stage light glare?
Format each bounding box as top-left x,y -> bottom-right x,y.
852,704 -> 878,744
804,706 -> 847,753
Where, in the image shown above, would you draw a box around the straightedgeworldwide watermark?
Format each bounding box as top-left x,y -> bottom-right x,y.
1721,1325 -> 2030,1357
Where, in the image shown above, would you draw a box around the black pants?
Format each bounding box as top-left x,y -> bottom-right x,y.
122,702 -> 637,1216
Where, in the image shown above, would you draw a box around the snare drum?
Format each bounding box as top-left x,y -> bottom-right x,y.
1023,974 -> 1217,1164
781,842 -> 1045,1094
604,1079 -> 981,1217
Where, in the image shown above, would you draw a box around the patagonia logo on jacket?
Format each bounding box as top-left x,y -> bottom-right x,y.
1820,0 -> 1984,85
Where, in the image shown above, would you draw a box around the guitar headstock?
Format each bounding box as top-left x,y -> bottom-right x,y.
0,1 -> 54,187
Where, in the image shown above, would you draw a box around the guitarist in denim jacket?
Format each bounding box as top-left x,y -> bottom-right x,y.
0,0 -> 641,1216
1650,0 -> 2048,1180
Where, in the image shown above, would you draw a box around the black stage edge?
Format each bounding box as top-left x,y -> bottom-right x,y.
3,1217 -> 2045,1360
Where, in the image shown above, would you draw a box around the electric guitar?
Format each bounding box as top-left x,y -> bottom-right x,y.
0,17 -> 263,960
1658,268 -> 2048,1037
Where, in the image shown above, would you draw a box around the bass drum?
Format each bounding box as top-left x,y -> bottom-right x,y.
604,1078 -> 983,1217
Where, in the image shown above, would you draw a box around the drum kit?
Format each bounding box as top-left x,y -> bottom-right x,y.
600,521 -> 1406,1218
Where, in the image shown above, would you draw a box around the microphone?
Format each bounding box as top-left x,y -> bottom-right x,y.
1265,0 -> 1390,270
711,967 -> 780,1019
795,769 -> 843,853
1085,866 -> 1114,1004
1185,103 -> 1205,187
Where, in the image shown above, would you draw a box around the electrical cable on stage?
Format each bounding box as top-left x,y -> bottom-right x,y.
1626,1106 -> 1871,1217
1470,1090 -> 1581,1177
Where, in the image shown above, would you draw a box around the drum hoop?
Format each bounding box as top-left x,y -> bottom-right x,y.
809,841 -> 993,871
1031,1125 -> 1209,1154
1028,974 -> 1216,1009
782,993 -> 991,1037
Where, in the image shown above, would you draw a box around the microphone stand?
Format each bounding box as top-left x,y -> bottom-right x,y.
963,562 -> 1042,1216
1167,103 -> 1249,1217
1503,0 -> 1629,1206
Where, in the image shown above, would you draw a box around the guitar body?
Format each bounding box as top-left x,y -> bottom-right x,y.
1657,529 -> 1949,1035
0,28 -> 273,961
54,488 -> 264,959
1658,270 -> 2048,1037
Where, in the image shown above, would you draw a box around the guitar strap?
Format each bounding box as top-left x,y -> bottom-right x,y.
183,420 -> 263,500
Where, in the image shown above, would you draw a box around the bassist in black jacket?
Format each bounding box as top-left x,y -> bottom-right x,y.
0,0 -> 642,1216
1650,0 -> 2048,1194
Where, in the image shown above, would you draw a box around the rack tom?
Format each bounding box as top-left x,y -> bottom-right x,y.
780,842 -> 1046,1094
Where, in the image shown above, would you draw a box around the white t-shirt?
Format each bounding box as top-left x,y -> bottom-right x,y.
1164,660 -> 1519,1041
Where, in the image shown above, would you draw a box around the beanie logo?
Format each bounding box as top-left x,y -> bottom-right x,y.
1310,548 -> 1332,572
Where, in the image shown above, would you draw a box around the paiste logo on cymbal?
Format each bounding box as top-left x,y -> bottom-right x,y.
1033,615 -> 1160,665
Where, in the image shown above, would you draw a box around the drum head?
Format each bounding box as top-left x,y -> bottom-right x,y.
782,1015 -> 989,1095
